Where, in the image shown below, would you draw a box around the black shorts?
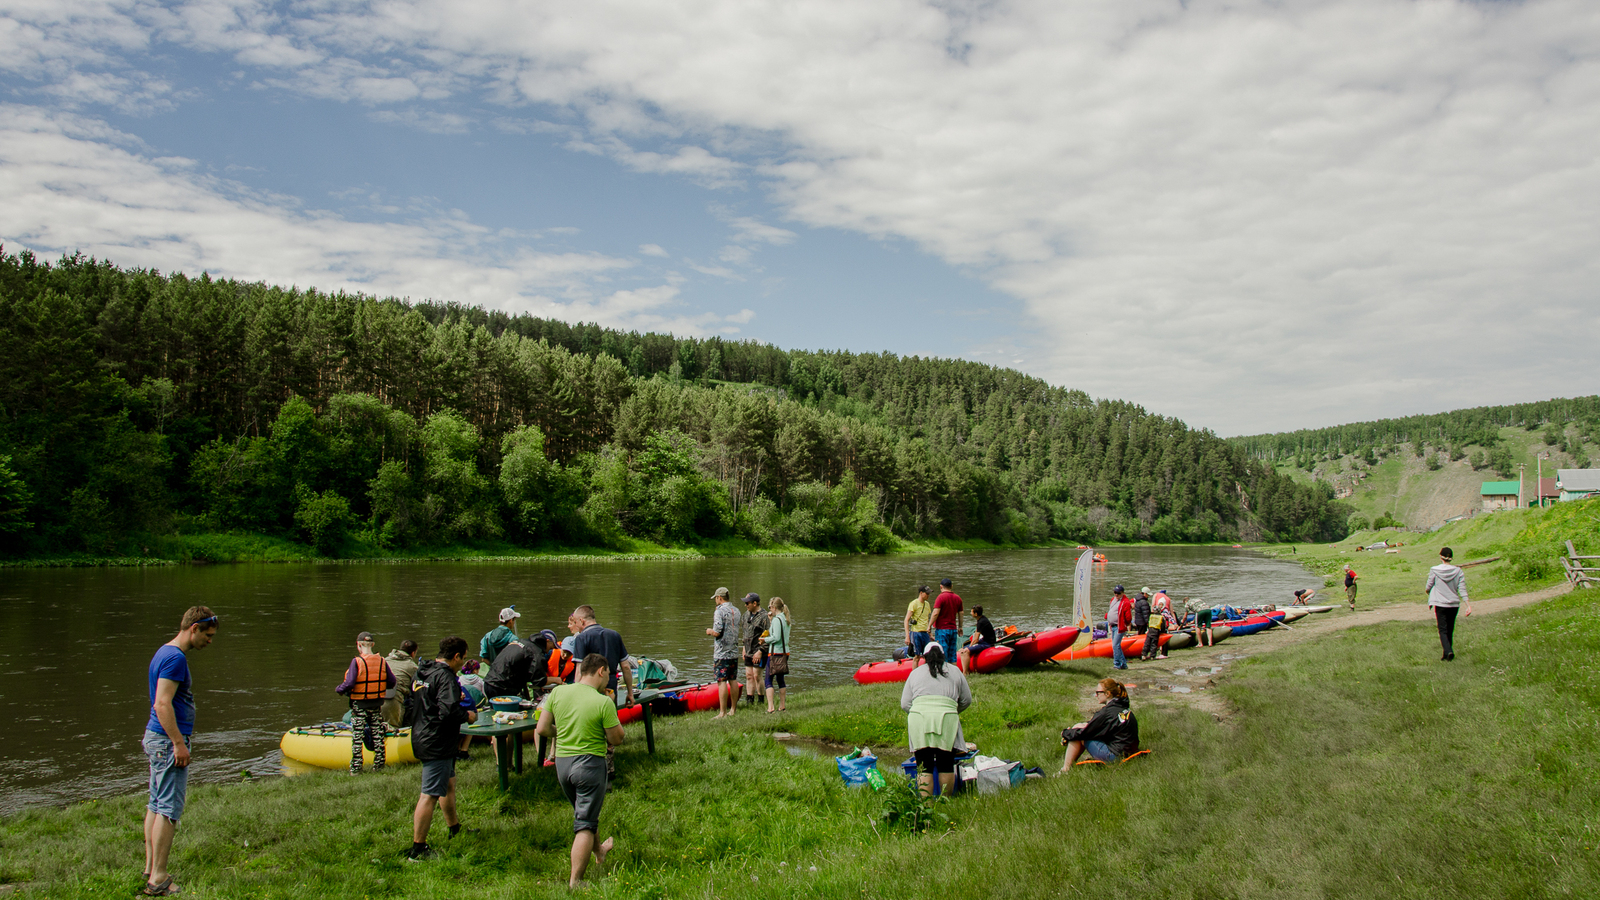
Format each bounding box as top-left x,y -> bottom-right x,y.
913,746 -> 957,775
743,653 -> 766,669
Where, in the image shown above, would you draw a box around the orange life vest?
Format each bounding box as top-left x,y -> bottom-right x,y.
547,649 -> 575,681
350,652 -> 389,701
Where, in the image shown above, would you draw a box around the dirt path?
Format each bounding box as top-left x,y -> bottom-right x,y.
1078,582 -> 1576,719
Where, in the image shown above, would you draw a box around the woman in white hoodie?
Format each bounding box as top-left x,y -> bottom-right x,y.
1425,546 -> 1472,661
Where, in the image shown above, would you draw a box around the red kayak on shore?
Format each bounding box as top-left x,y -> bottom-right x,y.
1051,632 -> 1171,661
1007,626 -> 1082,667
966,645 -> 1013,673
854,658 -> 921,685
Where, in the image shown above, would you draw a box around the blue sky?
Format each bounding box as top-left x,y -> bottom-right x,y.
3,1 -> 1598,435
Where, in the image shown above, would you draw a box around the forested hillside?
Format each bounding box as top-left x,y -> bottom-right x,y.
0,250 -> 1348,558
1233,397 -> 1600,471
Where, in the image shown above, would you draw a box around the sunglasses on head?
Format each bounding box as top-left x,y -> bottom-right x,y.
194,615 -> 219,626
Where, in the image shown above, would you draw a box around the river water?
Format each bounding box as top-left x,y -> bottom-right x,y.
0,545 -> 1313,814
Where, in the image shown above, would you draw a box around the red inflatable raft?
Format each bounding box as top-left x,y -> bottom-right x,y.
1051,632 -> 1171,661
853,658 -> 921,685
966,645 -> 1013,673
1006,626 -> 1082,667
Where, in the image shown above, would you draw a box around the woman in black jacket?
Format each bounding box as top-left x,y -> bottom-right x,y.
1059,678 -> 1138,772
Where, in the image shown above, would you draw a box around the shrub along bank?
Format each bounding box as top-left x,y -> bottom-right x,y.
3,588 -> 1598,898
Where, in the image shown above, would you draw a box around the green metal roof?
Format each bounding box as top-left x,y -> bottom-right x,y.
1480,481 -> 1520,495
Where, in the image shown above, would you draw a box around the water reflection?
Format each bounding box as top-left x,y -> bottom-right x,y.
0,545 -> 1311,812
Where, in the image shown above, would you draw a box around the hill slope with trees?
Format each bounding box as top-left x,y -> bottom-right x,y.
0,250 -> 1348,559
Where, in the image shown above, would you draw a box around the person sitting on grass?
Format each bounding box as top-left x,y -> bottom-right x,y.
957,606 -> 997,673
536,653 -> 624,889
901,643 -> 972,797
1059,678 -> 1139,772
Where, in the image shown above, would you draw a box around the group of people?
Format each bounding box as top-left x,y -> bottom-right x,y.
707,588 -> 792,716
901,578 -> 998,673
1104,585 -> 1187,668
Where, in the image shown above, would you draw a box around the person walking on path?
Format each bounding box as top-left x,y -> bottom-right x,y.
903,586 -> 933,659
536,653 -> 624,888
706,588 -> 742,718
931,579 -> 964,660
741,593 -> 770,707
900,643 -> 971,797
141,606 -> 219,897
382,640 -> 420,728
763,597 -> 791,713
1107,587 -> 1133,670
407,637 -> 477,861
335,631 -> 395,774
479,607 -> 521,664
1345,567 -> 1360,610
1426,547 -> 1472,661
1059,678 -> 1140,771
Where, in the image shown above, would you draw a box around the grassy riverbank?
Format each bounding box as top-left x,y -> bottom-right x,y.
4,586 -> 1598,898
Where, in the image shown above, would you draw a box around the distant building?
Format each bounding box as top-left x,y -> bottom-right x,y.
1555,469 -> 1600,502
1532,477 -> 1559,507
1481,481 -> 1520,511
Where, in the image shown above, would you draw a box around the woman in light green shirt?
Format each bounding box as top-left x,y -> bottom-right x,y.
762,597 -> 791,713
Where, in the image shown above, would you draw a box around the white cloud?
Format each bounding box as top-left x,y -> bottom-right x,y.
9,1 -> 1600,430
0,104 -> 755,335
638,243 -> 668,257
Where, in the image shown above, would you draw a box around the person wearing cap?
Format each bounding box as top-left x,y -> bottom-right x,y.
931,578 -> 964,660
336,631 -> 395,775
485,629 -> 555,702
1425,547 -> 1472,661
741,593 -> 770,708
479,607 -> 521,664
903,586 -> 933,659
1132,590 -> 1153,661
705,587 -> 743,718
1107,586 -> 1133,670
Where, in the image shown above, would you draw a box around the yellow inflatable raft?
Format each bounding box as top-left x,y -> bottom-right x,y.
280,724 -> 419,770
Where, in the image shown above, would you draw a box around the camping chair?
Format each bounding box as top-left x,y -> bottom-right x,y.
1075,749 -> 1154,767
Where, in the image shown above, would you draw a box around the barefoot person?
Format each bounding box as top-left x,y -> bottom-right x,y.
536,653 -> 624,888
141,606 -> 219,897
706,587 -> 742,718
1059,678 -> 1139,772
763,597 -> 792,713
1425,547 -> 1472,661
407,637 -> 476,861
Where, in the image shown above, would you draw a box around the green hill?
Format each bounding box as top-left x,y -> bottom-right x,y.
1235,403 -> 1599,530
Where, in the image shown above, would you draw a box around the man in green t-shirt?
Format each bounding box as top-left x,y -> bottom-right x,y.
536,653 -> 624,888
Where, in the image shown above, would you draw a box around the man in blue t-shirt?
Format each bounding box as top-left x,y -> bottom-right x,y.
142,606 -> 219,897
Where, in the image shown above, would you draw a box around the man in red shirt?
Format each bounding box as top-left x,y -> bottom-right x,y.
931,578 -> 963,660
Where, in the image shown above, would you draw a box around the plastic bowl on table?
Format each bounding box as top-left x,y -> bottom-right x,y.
489,696 -> 524,713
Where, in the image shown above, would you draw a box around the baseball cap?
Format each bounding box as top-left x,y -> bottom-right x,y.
917,585 -> 931,594
498,607 -> 520,623
744,592 -> 761,604
356,631 -> 374,642
1113,585 -> 1124,593
940,578 -> 953,587
712,587 -> 730,598
1141,587 -> 1152,595
536,629 -> 559,646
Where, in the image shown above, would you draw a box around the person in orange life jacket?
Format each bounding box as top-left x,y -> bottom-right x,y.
336,631 -> 395,775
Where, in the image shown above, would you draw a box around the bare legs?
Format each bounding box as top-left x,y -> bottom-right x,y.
915,771 -> 957,797
714,681 -> 742,719
412,783 -> 458,844
570,829 -> 614,887
143,809 -> 176,885
1059,740 -> 1087,773
766,685 -> 786,713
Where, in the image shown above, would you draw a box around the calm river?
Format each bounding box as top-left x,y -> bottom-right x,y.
0,546 -> 1313,813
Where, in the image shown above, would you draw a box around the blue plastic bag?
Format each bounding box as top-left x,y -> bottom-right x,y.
836,753 -> 880,788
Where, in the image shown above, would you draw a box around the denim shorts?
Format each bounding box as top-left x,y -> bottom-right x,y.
420,757 -> 456,798
1083,740 -> 1117,764
143,730 -> 190,824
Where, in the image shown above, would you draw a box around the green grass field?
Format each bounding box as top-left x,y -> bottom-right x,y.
5,580 -> 1599,898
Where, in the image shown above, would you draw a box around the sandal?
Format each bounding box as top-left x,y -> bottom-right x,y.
143,875 -> 182,896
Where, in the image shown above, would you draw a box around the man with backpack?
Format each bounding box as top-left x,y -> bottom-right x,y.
407,637 -> 477,861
